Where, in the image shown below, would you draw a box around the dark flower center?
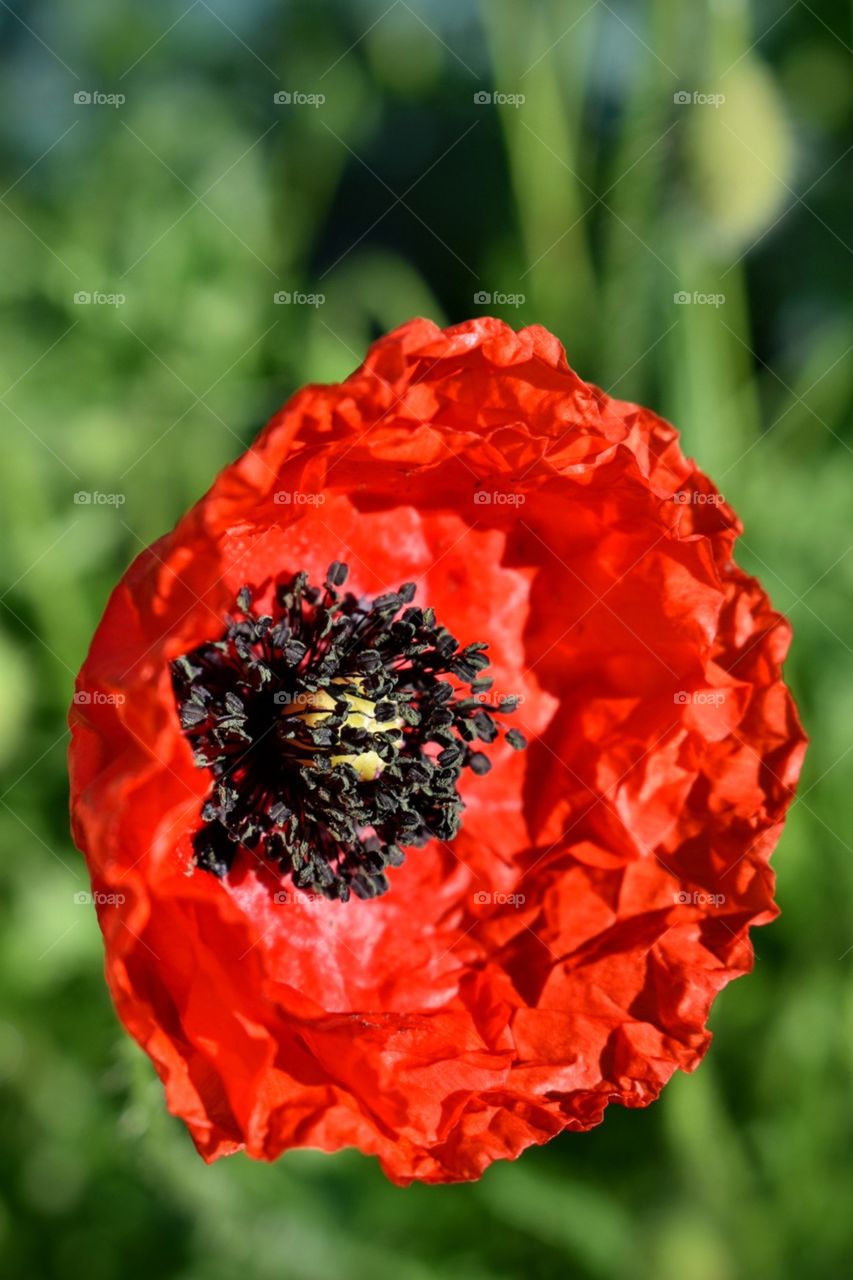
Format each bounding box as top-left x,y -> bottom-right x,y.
171,563 -> 526,902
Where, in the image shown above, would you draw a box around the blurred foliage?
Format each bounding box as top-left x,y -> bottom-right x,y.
0,1 -> 851,1278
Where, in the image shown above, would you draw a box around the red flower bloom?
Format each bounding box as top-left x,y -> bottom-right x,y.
69,317 -> 805,1184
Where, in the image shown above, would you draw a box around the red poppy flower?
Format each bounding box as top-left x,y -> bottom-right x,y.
69,317 -> 805,1184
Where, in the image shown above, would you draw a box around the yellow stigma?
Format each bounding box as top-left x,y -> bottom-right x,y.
281,678 -> 402,781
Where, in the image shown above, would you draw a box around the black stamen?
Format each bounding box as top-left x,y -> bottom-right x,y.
170,564 -> 525,903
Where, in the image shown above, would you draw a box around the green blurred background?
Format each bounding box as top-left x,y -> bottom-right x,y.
1,1 -> 851,1277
